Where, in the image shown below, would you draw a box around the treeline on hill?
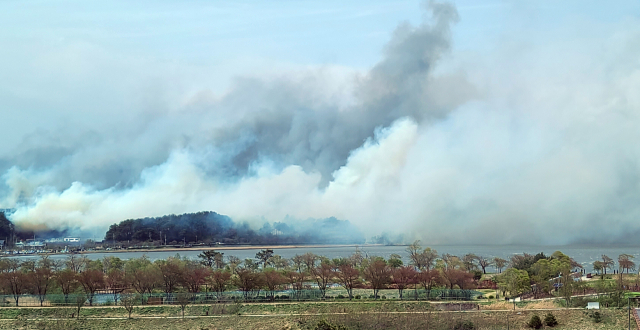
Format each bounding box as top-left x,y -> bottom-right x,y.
104,211 -> 365,245
0,212 -> 13,242
0,211 -> 72,246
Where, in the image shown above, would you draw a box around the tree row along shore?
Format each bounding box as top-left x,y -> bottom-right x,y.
0,240 -> 636,309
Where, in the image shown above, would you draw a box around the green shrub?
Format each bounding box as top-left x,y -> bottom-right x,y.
337,295 -> 345,299
472,271 -> 483,281
453,320 -> 475,330
354,295 -> 361,300
591,311 -> 602,323
544,312 -> 558,327
488,295 -> 494,299
527,315 -> 542,329
381,295 -> 386,300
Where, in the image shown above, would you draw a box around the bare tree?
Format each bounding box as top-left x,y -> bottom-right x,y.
406,240 -> 422,268
27,256 -> 54,306
0,259 -> 26,306
310,261 -> 334,299
180,261 -> 211,293
262,269 -> 285,301
362,258 -> 391,299
417,269 -> 442,300
392,266 -> 417,300
234,268 -> 263,300
73,294 -> 87,318
156,258 -> 182,298
77,269 -> 105,306
333,263 -> 360,300
285,269 -> 306,300
601,255 -> 614,274
462,254 -> 478,272
105,269 -> 127,304
618,254 -> 636,274
302,253 -> 319,271
127,265 -> 161,296
175,293 -> 194,318
475,256 -> 493,274
493,257 -> 507,273
56,269 -> 79,304
208,270 -> 232,299
405,241 -> 437,271
120,293 -> 138,319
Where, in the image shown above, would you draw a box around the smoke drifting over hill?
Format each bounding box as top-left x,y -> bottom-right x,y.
1,2 -> 640,245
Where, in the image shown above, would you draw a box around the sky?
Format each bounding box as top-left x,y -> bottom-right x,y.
1,0 -> 639,245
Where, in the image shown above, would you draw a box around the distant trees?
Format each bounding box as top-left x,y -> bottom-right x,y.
462,254 -> 478,272
493,257 -> 507,273
0,247 -> 616,308
498,268 -> 530,298
475,256 -> 492,274
406,241 -> 438,271
618,254 -> 635,274
601,255 -> 614,274
104,211 -> 365,245
593,261 -> 604,275
255,249 -> 274,269
198,250 -> 224,268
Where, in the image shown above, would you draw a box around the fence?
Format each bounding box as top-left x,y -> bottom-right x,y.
0,289 -> 482,307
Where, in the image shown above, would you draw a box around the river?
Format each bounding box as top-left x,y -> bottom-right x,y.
9,244 -> 640,273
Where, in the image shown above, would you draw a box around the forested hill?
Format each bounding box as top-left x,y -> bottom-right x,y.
0,211 -> 13,241
104,211 -> 365,245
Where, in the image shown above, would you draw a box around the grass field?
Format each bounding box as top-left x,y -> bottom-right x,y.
0,300 -> 634,330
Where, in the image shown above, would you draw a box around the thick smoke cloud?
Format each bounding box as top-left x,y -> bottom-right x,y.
2,1 -> 640,245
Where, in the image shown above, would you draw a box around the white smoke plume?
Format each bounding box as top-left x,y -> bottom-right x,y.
1,1 -> 640,244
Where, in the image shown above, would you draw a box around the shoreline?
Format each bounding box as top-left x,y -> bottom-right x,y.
60,243 -> 392,256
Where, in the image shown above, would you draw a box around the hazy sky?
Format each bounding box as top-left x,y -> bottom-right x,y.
1,1 -> 639,245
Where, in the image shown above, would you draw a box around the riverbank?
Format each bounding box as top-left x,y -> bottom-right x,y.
70,243 -> 388,256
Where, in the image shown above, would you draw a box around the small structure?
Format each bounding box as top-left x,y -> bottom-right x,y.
587,302 -> 600,310
0,240 -> 4,249
147,297 -> 164,305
